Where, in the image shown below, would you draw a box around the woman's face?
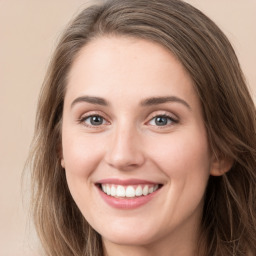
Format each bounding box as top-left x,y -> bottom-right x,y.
61,36 -> 214,249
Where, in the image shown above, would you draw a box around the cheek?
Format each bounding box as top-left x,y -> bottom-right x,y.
146,129 -> 211,225
149,128 -> 211,178
62,130 -> 104,176
61,130 -> 105,203
146,126 -> 211,209
61,131 -> 106,214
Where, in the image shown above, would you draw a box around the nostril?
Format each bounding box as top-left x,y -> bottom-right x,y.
105,134 -> 145,170
105,153 -> 146,171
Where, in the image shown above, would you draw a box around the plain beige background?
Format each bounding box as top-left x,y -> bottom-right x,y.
0,1 -> 255,255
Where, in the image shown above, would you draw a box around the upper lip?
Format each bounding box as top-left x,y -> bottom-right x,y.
96,178 -> 161,185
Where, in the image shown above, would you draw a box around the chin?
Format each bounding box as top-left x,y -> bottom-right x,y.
98,222 -> 161,246
103,232 -> 155,246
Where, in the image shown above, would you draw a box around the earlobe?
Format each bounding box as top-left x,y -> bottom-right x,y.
57,144 -> 65,169
61,158 -> 65,168
58,144 -> 65,168
210,155 -> 233,176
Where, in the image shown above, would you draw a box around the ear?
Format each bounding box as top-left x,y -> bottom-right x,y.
210,154 -> 233,176
57,143 -> 65,168
61,158 -> 65,168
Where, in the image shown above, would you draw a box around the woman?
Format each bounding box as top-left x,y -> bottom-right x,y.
28,0 -> 256,255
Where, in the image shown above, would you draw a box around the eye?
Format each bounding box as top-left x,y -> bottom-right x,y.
81,115 -> 107,127
148,115 -> 177,126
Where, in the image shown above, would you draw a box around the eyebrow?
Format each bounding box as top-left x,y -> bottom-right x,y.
71,95 -> 191,110
71,96 -> 108,108
140,96 -> 191,110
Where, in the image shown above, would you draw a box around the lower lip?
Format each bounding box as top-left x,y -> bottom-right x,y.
97,186 -> 161,210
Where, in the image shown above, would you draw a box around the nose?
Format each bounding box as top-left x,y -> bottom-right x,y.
105,124 -> 145,171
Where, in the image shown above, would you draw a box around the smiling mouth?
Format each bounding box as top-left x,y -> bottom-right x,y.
97,184 -> 163,198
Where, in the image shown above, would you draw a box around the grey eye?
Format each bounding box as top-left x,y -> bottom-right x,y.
155,116 -> 169,126
149,115 -> 176,126
84,115 -> 106,126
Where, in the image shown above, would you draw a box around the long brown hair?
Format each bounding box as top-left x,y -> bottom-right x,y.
28,0 -> 256,255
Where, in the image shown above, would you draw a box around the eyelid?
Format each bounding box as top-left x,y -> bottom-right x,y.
77,111 -> 110,127
147,110 -> 178,121
145,111 -> 179,127
76,110 -> 179,129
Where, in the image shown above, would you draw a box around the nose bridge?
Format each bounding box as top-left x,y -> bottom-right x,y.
105,119 -> 145,170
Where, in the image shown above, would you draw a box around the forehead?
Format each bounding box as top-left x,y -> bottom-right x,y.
65,36 -> 197,104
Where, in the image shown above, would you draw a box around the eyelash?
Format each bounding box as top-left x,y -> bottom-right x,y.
78,112 -> 179,128
78,113 -> 109,128
147,114 -> 178,127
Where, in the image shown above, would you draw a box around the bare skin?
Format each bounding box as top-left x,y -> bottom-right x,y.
61,36 -> 229,256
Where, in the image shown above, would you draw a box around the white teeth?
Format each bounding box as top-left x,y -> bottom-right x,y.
110,186 -> 116,196
135,186 -> 143,196
107,186 -> 111,195
148,187 -> 154,194
100,184 -> 160,198
102,184 -> 107,193
116,185 -> 126,197
142,185 -> 149,196
126,186 -> 135,197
